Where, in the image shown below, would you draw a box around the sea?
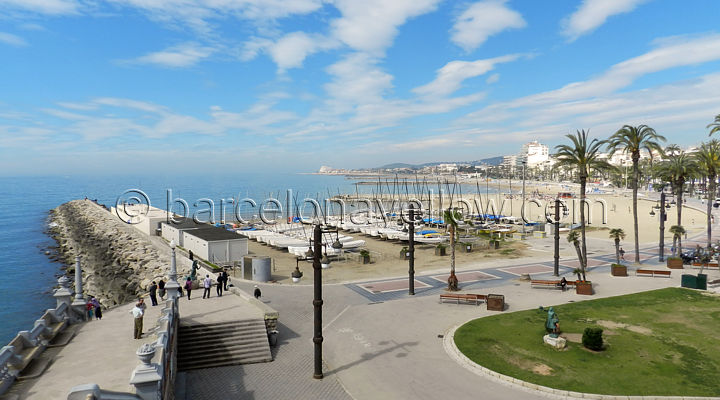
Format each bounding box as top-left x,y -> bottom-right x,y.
0,173 -> 360,345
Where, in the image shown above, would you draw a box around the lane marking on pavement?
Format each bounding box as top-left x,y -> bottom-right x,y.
324,305 -> 351,331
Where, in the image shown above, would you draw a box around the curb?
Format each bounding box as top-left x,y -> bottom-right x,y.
443,323 -> 720,400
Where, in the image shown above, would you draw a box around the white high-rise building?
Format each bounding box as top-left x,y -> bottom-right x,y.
520,141 -> 549,167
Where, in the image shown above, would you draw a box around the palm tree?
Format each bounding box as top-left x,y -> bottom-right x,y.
694,140 -> 720,247
607,125 -> 666,263
707,114 -> 720,136
567,230 -> 586,281
608,228 -> 626,264
656,148 -> 698,255
554,130 -> 611,274
443,208 -> 462,291
669,225 -> 686,256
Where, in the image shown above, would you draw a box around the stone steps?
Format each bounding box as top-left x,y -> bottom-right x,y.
177,319 -> 272,371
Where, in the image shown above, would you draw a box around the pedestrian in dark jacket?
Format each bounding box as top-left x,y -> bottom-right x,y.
222,270 -> 229,291
148,281 -> 158,306
254,285 -> 261,299
216,273 -> 224,296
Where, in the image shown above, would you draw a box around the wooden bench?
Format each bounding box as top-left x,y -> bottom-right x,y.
691,263 -> 719,269
530,280 -> 577,289
439,293 -> 486,305
636,269 -> 671,277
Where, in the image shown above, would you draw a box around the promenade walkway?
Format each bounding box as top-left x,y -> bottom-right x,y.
5,214 -> 718,400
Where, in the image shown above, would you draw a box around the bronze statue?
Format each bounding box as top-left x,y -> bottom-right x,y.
546,307 -> 559,337
190,260 -> 199,281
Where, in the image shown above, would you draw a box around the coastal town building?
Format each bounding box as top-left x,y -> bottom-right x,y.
181,227 -> 249,264
160,219 -> 211,247
520,141 -> 550,167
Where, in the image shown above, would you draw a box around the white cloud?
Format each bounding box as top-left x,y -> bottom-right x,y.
513,33 -> 720,106
0,32 -> 27,46
331,0 -> 440,55
486,73 -> 500,84
107,0 -> 323,34
450,0 -> 526,52
324,53 -> 394,107
0,0 -> 80,15
562,0 -> 650,40
266,32 -> 338,71
129,42 -> 216,68
413,54 -> 521,97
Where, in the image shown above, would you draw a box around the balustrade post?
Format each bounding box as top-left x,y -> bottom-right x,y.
71,256 -> 87,321
130,343 -> 161,400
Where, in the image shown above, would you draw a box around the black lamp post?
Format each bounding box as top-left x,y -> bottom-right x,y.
659,191 -> 666,262
408,204 -> 415,295
553,199 -> 561,277
312,224 -> 323,379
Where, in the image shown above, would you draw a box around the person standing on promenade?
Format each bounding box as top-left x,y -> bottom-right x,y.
158,279 -> 166,301
254,285 -> 261,299
148,281 -> 158,306
130,298 -> 146,339
86,298 -> 94,320
216,272 -> 224,297
203,274 -> 212,299
222,269 -> 229,291
185,277 -> 193,300
92,297 -> 102,320
189,250 -> 193,261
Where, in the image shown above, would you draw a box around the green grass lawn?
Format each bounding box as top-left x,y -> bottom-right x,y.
454,288 -> 720,397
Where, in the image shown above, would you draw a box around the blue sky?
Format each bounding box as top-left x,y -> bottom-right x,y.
1,0 -> 719,175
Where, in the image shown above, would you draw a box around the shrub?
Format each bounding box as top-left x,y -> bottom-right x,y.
582,327 -> 603,351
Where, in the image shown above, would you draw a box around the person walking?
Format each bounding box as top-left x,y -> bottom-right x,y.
184,277 -> 193,300
222,269 -> 229,291
92,297 -> 102,320
619,247 -> 625,261
130,298 -> 146,339
203,275 -> 212,299
148,281 -> 158,306
158,279 -> 166,301
254,285 -> 261,299
216,272 -> 224,297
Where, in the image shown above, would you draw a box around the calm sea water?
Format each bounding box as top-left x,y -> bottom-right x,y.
0,173 -> 360,345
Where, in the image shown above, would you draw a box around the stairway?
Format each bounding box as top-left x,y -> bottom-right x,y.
177,319 -> 272,371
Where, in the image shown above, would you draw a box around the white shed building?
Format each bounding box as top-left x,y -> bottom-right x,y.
182,227 -> 248,264
161,220 -> 211,247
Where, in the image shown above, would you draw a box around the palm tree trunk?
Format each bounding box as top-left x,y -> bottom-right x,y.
632,159 -> 640,263
573,241 -> 584,278
448,224 -> 458,291
579,177 -> 587,281
614,238 -> 620,264
677,190 -> 683,255
708,177 -> 715,247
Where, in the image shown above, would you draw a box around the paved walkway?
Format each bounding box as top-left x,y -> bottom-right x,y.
7,212 -> 719,400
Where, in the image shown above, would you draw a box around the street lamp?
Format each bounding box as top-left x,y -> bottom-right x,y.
165,239 -> 180,300
521,161 -> 526,237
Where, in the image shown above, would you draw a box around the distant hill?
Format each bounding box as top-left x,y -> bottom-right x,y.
377,156 -> 504,170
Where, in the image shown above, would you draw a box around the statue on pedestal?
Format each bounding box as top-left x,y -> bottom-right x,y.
545,307 -> 560,337
190,260 -> 199,281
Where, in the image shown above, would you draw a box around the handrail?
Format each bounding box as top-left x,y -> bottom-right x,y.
0,290 -> 72,396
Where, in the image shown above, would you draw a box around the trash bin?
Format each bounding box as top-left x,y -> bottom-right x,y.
681,274 -> 697,289
697,274 -> 707,290
268,330 -> 278,347
486,294 -> 505,311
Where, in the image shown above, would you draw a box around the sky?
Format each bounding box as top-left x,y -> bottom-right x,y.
1,0 -> 720,175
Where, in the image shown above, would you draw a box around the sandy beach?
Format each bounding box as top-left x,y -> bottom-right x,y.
242,182 -> 710,285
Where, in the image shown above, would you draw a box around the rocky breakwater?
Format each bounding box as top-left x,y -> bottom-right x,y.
49,199 -> 175,307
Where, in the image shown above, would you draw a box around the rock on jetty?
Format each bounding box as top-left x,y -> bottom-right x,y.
49,199 -> 174,307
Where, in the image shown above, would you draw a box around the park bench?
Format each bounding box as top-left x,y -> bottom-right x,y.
530,280 -> 576,289
439,293 -> 486,305
636,269 -> 671,277
690,263 -> 719,269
